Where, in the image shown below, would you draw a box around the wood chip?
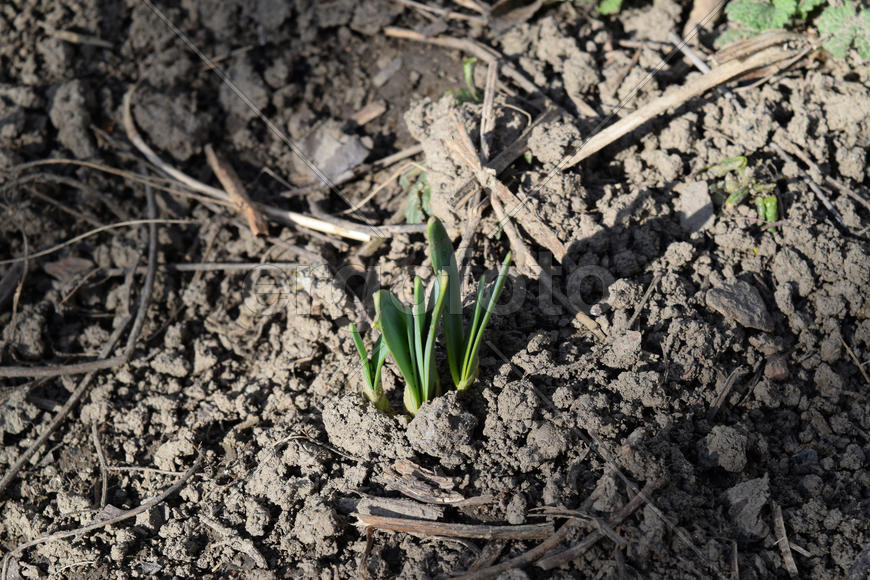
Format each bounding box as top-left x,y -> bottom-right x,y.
204,144 -> 268,237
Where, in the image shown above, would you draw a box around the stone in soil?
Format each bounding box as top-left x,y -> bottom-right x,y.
706,280 -> 774,332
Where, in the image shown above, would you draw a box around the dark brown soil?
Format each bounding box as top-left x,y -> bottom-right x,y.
1,1 -> 869,579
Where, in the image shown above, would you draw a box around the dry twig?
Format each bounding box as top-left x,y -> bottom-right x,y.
204,144 -> 268,236
490,194 -> 606,340
0,180 -> 157,492
353,515 -> 554,541
840,337 -> 870,386
772,502 -> 799,577
1,451 -> 204,580
480,61 -> 499,162
395,0 -> 486,24
627,271 -> 662,329
536,482 -> 655,570
562,45 -> 804,170
91,422 -> 109,508
447,111 -> 568,262
122,86 -> 381,242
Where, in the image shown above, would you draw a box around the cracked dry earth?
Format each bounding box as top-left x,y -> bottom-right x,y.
1,0 -> 869,579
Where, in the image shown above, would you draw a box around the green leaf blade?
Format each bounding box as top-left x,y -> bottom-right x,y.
350,323 -> 372,388
818,2 -> 857,59
460,252 -> 512,390
461,276 -> 487,386
423,271 -> 449,401
597,0 -> 623,15
726,0 -> 795,31
374,290 -> 420,413
427,217 -> 464,387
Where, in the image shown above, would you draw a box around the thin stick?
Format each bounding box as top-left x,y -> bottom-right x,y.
480,61 -> 499,162
353,515 -> 554,541
447,111 -> 568,262
709,366 -> 748,420
0,263 -> 23,310
285,144 -> 425,196
490,192 -> 536,276
536,482 -> 655,570
123,170 -> 157,362
107,465 -> 183,476
122,86 -> 379,242
772,134 -> 870,215
383,27 -> 544,99
394,0 -> 486,24
200,515 -> 268,569
561,45 -> 800,170
1,451 -> 203,580
360,527 -> 375,580
45,28 -> 113,49
840,337 -> 870,385
91,422 -> 108,508
0,314 -> 130,494
204,144 -> 268,236
0,218 -> 191,268
490,194 -> 605,340
770,140 -> 846,228
455,192 -> 483,277
772,502 -> 799,577
97,261 -> 302,276
0,182 -> 156,491
6,159 -> 234,208
825,176 -> 870,214
339,162 -> 421,216
731,541 -> 739,580
6,230 -> 28,355
627,271 -> 662,329
453,520 -> 580,579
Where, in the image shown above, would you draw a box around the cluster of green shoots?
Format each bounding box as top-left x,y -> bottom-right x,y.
350,218 -> 511,415
723,0 -> 870,60
708,156 -> 780,232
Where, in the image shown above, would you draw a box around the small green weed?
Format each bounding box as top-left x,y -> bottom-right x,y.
706,155 -> 780,231
574,0 -> 625,15
722,0 -> 870,60
447,57 -> 482,104
400,167 -> 431,225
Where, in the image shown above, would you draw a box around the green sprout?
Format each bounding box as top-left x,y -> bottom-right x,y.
597,0 -> 624,15
448,57 -> 482,104
349,324 -> 393,413
707,155 -> 779,233
350,217 -> 512,415
428,218 -> 512,391
374,271 -> 448,415
574,0 -> 624,15
400,168 -> 431,225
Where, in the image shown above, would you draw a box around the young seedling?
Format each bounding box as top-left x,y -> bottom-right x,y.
400,167 -> 431,225
428,217 -> 512,391
373,271 -> 449,415
349,324 -> 393,413
448,57 -> 482,104
707,155 -> 779,233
